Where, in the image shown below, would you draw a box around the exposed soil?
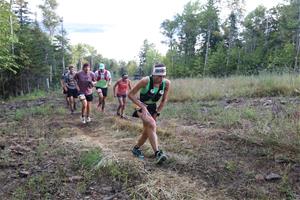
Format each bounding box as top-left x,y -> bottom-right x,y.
0,94 -> 299,199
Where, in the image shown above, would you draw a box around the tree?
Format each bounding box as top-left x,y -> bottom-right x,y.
161,18 -> 178,70
139,39 -> 154,69
145,48 -> 163,75
126,60 -> 138,76
71,44 -> 89,69
13,0 -> 31,26
39,0 -> 60,83
0,0 -> 19,73
207,42 -> 227,76
223,0 -> 245,74
200,0 -> 221,75
177,1 -> 202,68
39,0 -> 60,38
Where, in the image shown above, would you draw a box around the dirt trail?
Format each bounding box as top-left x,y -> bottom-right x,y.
2,95 -> 299,199
59,103 -> 221,199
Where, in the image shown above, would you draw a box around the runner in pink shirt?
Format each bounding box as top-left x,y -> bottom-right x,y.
74,63 -> 96,124
113,73 -> 132,118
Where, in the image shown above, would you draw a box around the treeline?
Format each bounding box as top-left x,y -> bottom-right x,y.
160,0 -> 300,77
2,0 -> 300,97
0,0 -> 136,98
0,0 -> 70,98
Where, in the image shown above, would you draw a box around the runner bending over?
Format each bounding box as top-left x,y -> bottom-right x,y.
128,63 -> 171,164
113,73 -> 132,118
95,63 -> 111,112
74,63 -> 96,124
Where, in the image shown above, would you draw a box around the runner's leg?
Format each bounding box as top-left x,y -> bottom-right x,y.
81,99 -> 87,117
102,96 -> 106,111
87,101 -> 91,117
136,110 -> 159,153
117,96 -> 123,115
121,96 -> 126,116
97,89 -> 103,108
69,96 -> 74,112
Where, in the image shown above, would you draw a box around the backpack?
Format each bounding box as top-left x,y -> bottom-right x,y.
97,70 -> 109,81
140,76 -> 165,103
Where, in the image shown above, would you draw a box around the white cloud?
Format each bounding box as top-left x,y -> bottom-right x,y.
27,0 -> 284,61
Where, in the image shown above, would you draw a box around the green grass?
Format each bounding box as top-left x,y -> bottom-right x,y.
162,101 -> 300,151
169,73 -> 300,102
14,104 -> 66,121
79,148 -> 103,170
279,173 -> 296,200
9,90 -> 46,102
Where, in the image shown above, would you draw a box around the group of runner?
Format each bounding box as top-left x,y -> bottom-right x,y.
61,62 -> 170,164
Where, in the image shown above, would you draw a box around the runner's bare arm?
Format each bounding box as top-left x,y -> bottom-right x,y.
128,77 -> 148,110
157,79 -> 171,113
108,73 -> 112,86
113,79 -> 120,97
128,80 -> 132,90
74,73 -> 80,91
60,79 -> 67,90
91,74 -> 97,86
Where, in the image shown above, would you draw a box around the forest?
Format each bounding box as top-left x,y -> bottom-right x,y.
1,0 -> 300,97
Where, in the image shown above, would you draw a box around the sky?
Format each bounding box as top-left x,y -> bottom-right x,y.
27,0 -> 284,62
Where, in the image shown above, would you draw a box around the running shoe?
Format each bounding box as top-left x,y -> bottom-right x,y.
86,116 -> 91,123
132,147 -> 144,159
121,115 -> 128,120
80,116 -> 86,124
155,150 -> 167,164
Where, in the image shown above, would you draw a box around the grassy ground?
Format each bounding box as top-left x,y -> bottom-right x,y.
168,73 -> 300,102
1,74 -> 300,199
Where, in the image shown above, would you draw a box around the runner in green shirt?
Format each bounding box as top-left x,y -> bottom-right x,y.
128,63 -> 171,164
95,63 -> 111,112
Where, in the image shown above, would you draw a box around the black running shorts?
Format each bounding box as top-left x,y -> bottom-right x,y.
67,88 -> 78,98
85,94 -> 93,102
132,104 -> 157,118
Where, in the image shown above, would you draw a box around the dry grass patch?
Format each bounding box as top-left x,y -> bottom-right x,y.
169,74 -> 300,102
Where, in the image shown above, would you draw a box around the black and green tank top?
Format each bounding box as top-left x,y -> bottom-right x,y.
140,76 -> 166,104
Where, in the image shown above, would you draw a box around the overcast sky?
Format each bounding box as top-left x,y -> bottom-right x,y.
27,0 -> 284,62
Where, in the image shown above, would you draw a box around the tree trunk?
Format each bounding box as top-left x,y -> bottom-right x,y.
204,28 -> 211,76
226,27 -> 233,71
27,78 -> 30,93
237,47 -> 241,74
9,0 -> 14,54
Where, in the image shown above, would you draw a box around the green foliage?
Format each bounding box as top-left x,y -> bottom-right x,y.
269,43 -> 295,70
208,42 -> 227,76
279,174 -> 296,200
0,0 -> 73,98
0,0 -> 20,73
224,160 -> 237,173
138,39 -> 164,75
79,149 -> 103,169
39,0 -> 60,37
14,104 -> 64,121
126,60 -> 138,76
161,0 -> 300,77
10,90 -> 46,101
